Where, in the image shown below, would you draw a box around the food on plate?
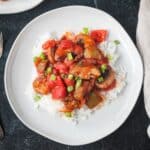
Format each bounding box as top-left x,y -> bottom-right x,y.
32,28 -> 126,120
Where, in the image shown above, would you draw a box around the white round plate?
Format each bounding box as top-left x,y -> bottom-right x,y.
0,0 -> 43,14
4,6 -> 143,145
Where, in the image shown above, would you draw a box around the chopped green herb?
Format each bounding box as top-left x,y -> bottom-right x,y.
34,94 -> 42,102
75,78 -> 82,89
68,74 -> 74,80
67,52 -> 74,61
64,112 -> 72,117
39,52 -> 46,60
67,86 -> 74,92
100,64 -> 107,73
114,40 -> 120,45
50,74 -> 56,81
82,27 -> 89,34
33,56 -> 38,62
75,76 -> 79,80
46,67 -> 52,74
97,76 -> 104,83
107,54 -> 113,61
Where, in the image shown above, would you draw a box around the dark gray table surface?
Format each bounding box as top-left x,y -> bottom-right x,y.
0,0 -> 150,149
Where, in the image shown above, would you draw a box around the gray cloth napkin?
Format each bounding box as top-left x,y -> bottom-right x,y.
136,0 -> 150,136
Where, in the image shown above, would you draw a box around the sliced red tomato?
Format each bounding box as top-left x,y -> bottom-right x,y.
52,86 -> 67,99
74,45 -> 83,55
59,40 -> 74,50
90,30 -> 107,43
55,76 -> 65,86
55,40 -> 74,60
54,63 -> 69,74
55,48 -> 68,61
47,80 -> 55,90
42,39 -> 56,50
64,78 -> 75,86
52,68 -> 59,75
47,75 -> 64,90
47,76 -> 56,90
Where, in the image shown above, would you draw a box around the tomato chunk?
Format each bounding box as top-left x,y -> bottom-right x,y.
52,68 -> 59,75
74,45 -> 83,55
47,75 -> 64,90
59,40 -> 74,50
64,78 -> 75,86
54,63 -> 69,74
42,39 -> 56,50
90,30 -> 107,43
47,79 -> 55,90
55,76 -> 65,86
52,86 -> 67,99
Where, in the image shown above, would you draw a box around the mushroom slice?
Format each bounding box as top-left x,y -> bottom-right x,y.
86,90 -> 104,109
96,69 -> 116,90
70,65 -> 100,79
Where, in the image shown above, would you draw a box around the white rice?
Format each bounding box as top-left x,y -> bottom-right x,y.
26,34 -> 126,124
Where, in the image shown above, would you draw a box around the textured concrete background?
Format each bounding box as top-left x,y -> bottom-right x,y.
0,0 -> 150,149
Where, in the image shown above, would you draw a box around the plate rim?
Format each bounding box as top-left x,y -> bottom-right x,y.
4,5 -> 144,146
0,0 -> 44,14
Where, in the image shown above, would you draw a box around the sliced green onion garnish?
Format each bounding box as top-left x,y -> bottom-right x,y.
82,27 -> 89,34
67,52 -> 74,61
75,76 -> 80,80
46,67 -> 52,74
64,112 -> 72,117
107,54 -> 113,61
50,74 -> 56,81
67,86 -> 74,92
68,74 -> 74,80
75,78 -> 82,89
114,40 -> 120,45
97,76 -> 104,83
100,64 -> 107,73
39,52 -> 46,60
33,56 -> 38,62
34,94 -> 42,102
